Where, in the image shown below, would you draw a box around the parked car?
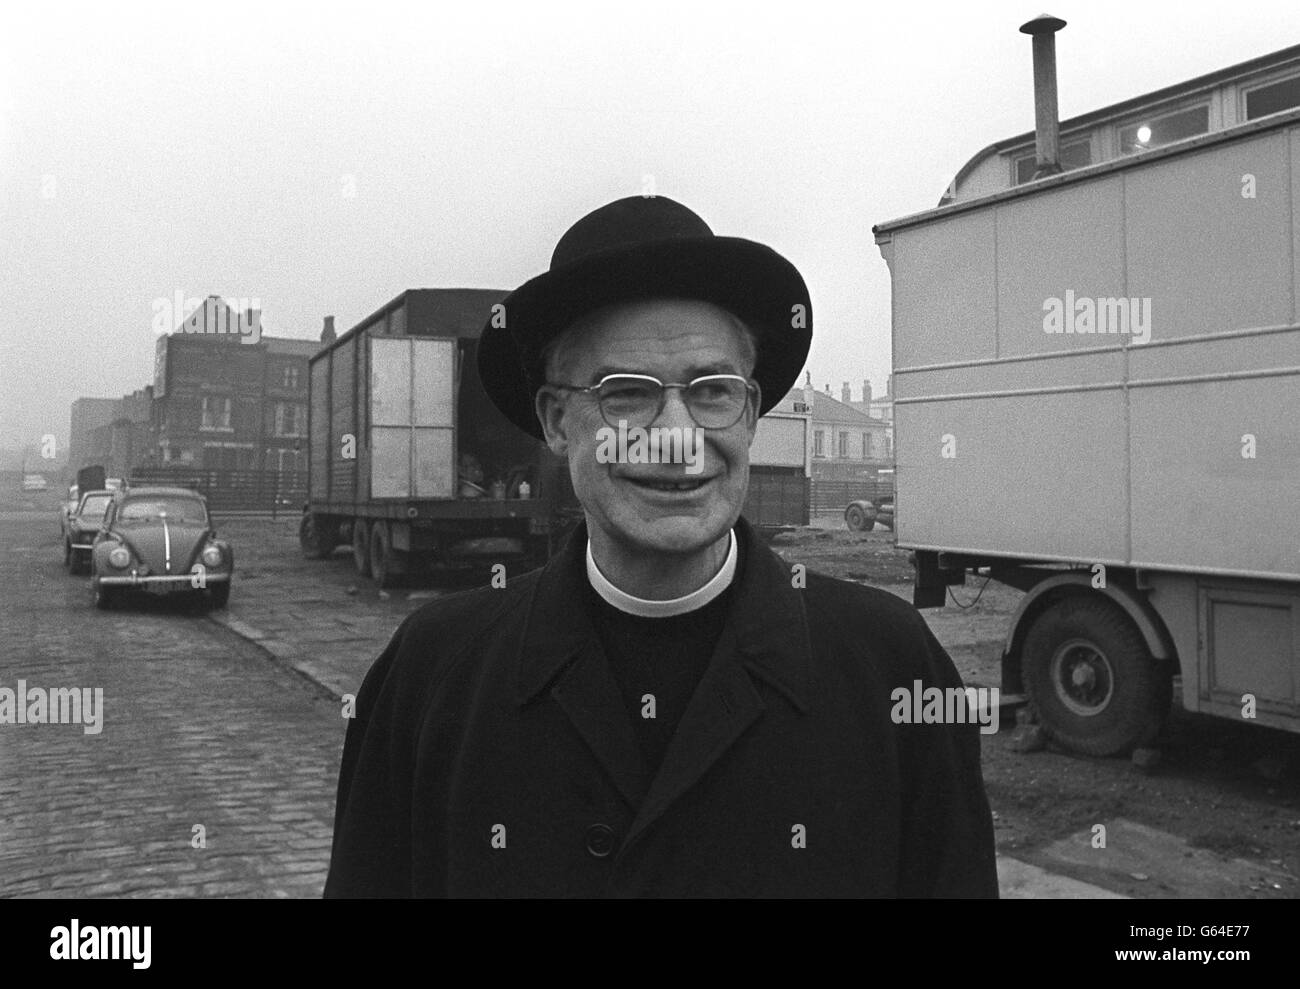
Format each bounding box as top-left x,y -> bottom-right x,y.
59,483 -> 79,536
63,490 -> 114,574
90,487 -> 233,610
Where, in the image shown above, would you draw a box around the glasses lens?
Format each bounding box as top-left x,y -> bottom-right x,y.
686,377 -> 750,428
596,376 -> 662,427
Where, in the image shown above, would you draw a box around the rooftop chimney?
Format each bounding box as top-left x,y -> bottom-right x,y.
321,315 -> 336,344
841,382 -> 851,404
863,379 -> 873,404
1020,13 -> 1067,179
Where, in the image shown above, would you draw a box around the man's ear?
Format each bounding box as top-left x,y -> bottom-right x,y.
535,386 -> 570,456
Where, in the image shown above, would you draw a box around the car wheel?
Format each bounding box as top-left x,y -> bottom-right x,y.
352,518 -> 371,577
93,582 -> 118,610
208,580 -> 231,609
1020,594 -> 1172,757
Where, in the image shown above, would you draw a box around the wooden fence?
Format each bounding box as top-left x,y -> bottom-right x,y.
127,468 -> 307,515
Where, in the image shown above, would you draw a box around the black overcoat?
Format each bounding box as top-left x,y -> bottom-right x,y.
325,517 -> 999,897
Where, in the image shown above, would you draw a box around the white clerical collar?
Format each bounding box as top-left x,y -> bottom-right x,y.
586,530 -> 737,618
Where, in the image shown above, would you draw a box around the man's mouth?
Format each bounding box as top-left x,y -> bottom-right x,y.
625,476 -> 711,493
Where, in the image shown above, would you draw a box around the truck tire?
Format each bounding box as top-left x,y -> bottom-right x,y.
1020,594 -> 1172,757
844,502 -> 874,532
369,521 -> 407,588
352,518 -> 371,577
299,512 -> 334,559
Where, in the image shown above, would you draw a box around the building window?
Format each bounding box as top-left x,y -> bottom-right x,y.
814,430 -> 825,457
1013,137 -> 1093,185
1117,104 -> 1209,156
863,433 -> 871,459
282,365 -> 301,389
200,396 -> 232,431
838,432 -> 848,457
274,402 -> 306,437
1246,74 -> 1300,120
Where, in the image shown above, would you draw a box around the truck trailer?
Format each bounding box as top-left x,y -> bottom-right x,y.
874,29 -> 1300,755
299,288 -> 580,586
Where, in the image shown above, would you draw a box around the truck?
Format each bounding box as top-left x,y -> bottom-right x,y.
299,289 -> 580,587
300,288 -> 811,585
873,24 -> 1300,755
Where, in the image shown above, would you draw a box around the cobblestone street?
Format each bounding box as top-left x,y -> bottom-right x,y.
0,510 -> 344,898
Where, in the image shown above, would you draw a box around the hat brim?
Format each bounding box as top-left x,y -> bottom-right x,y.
478,235 -> 812,440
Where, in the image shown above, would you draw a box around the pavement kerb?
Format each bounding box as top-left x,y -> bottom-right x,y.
208,610 -> 349,701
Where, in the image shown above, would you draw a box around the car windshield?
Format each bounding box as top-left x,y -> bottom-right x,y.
118,497 -> 207,523
78,494 -> 113,519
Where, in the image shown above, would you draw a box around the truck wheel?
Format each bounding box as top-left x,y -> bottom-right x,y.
1020,595 -> 1172,757
844,502 -> 873,532
352,518 -> 371,577
369,522 -> 406,588
299,512 -> 334,559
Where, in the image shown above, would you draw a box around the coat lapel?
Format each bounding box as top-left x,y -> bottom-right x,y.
619,517 -> 816,853
620,621 -> 765,849
515,524 -> 650,810
549,641 -> 652,810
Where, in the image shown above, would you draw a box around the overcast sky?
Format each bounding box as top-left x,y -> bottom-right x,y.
1,0 -> 1294,451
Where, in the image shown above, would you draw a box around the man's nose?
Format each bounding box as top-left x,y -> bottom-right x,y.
652,386 -> 696,429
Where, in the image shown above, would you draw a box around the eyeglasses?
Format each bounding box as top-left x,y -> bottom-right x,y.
546,373 -> 757,430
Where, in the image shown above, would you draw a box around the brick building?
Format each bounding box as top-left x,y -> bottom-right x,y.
83,386 -> 156,477
151,297 -> 319,471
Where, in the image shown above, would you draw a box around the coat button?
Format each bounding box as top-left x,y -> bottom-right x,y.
585,823 -> 616,858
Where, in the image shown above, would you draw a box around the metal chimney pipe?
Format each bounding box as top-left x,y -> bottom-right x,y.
1019,13 -> 1067,179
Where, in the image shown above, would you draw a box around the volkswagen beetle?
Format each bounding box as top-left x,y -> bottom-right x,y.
90,486 -> 234,609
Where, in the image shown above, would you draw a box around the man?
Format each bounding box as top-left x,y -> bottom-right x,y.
325,195 -> 998,897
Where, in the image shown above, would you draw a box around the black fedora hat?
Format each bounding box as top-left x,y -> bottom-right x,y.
477,196 -> 812,439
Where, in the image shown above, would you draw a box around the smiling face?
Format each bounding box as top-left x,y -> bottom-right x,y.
535,298 -> 761,567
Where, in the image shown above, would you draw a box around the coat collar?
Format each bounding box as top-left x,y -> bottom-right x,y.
515,515 -> 813,712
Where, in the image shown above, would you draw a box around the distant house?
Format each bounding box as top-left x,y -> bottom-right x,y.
68,398 -> 120,472
83,386 -> 156,477
776,378 -> 892,483
151,296 -> 320,471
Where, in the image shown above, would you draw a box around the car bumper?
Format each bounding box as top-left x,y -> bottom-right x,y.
95,572 -> 231,587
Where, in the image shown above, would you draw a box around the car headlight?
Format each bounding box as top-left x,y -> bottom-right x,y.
201,545 -> 223,567
108,546 -> 131,569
